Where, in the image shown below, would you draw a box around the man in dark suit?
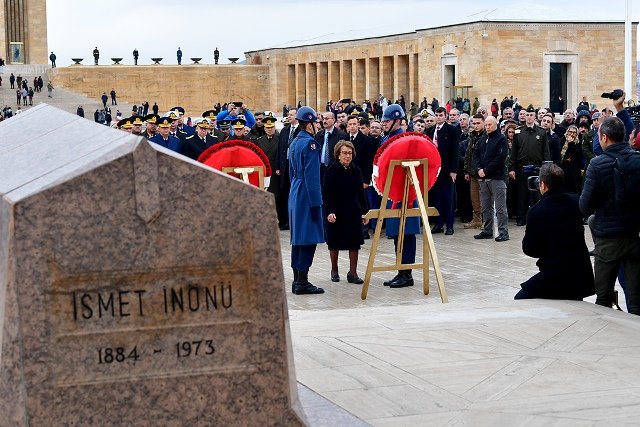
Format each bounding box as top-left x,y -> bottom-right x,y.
316,111 -> 348,182
181,119 -> 218,160
516,163 -> 594,300
275,109 -> 298,230
345,114 -> 374,238
427,107 -> 461,235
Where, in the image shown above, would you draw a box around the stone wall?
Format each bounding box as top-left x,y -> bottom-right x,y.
50,65 -> 271,117
246,21 -> 637,113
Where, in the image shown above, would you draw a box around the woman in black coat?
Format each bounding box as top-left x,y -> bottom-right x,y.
560,125 -> 584,194
322,140 -> 369,284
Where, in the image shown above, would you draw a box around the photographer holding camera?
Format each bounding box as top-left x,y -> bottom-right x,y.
515,163 -> 594,300
216,101 -> 256,137
580,89 -> 640,315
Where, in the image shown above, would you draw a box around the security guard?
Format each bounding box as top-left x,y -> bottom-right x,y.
508,105 -> 550,226
289,106 -> 325,295
182,119 -> 218,160
149,117 -> 182,153
142,114 -> 160,139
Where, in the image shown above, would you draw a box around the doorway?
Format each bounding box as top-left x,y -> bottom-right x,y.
549,62 -> 568,113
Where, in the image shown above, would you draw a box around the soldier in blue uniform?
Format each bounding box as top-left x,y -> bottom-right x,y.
289,106 -> 325,295
379,104 -> 419,288
149,117 -> 182,153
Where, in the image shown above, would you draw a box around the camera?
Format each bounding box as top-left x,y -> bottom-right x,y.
601,89 -> 624,99
525,161 -> 554,192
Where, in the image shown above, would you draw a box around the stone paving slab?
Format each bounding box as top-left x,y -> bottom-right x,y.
281,221 -> 635,425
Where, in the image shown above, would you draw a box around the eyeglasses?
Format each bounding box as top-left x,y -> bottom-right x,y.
340,151 -> 353,156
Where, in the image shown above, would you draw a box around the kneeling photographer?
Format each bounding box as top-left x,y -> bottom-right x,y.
515,163 -> 595,300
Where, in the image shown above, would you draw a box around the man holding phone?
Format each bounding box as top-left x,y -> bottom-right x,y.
216,101 -> 256,136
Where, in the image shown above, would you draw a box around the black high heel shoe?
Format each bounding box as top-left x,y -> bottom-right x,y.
331,271 -> 340,282
347,272 -> 364,284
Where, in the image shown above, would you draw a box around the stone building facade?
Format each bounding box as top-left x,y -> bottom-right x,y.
246,20 -> 637,113
0,0 -> 48,65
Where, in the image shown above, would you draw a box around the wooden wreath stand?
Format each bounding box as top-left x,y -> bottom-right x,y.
221,166 -> 265,189
362,159 -> 448,302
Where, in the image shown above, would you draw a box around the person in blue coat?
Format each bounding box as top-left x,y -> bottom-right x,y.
289,106 -> 325,295
149,117 -> 182,154
216,102 -> 256,136
379,104 -> 420,288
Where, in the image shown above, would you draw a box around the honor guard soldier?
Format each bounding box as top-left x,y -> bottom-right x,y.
131,116 -> 144,135
182,119 -> 219,160
171,106 -> 195,136
288,106 -> 325,295
203,110 -> 225,140
142,114 -> 160,139
116,117 -> 133,133
149,117 -> 182,154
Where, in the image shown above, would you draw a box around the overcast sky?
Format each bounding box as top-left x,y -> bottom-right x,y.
47,0 -> 638,67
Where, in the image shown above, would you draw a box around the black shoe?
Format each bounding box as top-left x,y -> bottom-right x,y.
347,272 -> 364,284
331,271 -> 340,282
516,219 -> 526,226
431,226 -> 445,234
363,233 -> 370,240
589,249 -> 595,257
293,282 -> 325,295
293,271 -> 324,295
389,271 -> 414,288
474,232 -> 493,239
445,228 -> 454,235
495,234 -> 510,242
384,273 -> 402,286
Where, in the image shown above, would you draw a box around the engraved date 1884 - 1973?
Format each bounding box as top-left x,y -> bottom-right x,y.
97,340 -> 215,364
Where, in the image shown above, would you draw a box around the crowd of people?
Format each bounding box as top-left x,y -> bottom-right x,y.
2,83 -> 638,311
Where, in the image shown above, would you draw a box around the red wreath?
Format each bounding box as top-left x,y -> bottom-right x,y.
198,139 -> 272,187
373,132 -> 441,204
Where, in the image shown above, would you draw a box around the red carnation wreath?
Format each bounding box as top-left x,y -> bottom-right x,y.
372,132 -> 441,204
198,139 -> 272,188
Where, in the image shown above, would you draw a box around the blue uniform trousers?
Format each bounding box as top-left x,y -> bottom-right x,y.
291,244 -> 317,272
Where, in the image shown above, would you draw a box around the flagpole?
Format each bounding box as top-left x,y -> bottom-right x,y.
624,0 -> 632,101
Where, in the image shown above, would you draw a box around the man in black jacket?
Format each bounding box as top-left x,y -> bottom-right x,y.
516,163 -> 595,300
427,107 -> 461,235
275,109 -> 298,230
580,112 -> 640,314
472,117 -> 509,241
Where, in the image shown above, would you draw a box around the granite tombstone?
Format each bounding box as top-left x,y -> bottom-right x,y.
0,104 -> 305,426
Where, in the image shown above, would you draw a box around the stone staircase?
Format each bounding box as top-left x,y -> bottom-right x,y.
1,65 -> 136,119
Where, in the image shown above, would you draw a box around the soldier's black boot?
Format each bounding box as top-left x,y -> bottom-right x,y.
389,270 -> 414,288
291,269 -> 299,293
292,271 -> 325,295
384,273 -> 403,286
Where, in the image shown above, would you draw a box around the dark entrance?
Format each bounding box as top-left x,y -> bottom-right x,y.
549,63 -> 568,113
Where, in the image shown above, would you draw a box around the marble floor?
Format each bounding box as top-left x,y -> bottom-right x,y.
282,220 -> 638,426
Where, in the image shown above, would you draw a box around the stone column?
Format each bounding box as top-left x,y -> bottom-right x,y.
340,60 -> 352,101
354,59 -> 366,105
368,58 -> 380,103
328,61 -> 340,103
381,56 -> 394,103
306,62 -> 317,110
318,62 -> 329,111
287,64 -> 296,107
296,63 -> 306,107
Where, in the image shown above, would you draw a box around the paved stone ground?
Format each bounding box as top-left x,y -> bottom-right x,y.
282,221 -> 638,426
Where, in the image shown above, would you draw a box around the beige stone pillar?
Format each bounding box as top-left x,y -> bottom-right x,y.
409,54 -> 419,106
354,59 -> 366,105
287,64 -> 296,107
306,62 -> 317,110
397,55 -> 409,106
341,60 -> 353,101
367,58 -> 380,103
296,63 -> 306,107
318,62 -> 329,111
381,56 -> 394,102
329,61 -> 340,103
